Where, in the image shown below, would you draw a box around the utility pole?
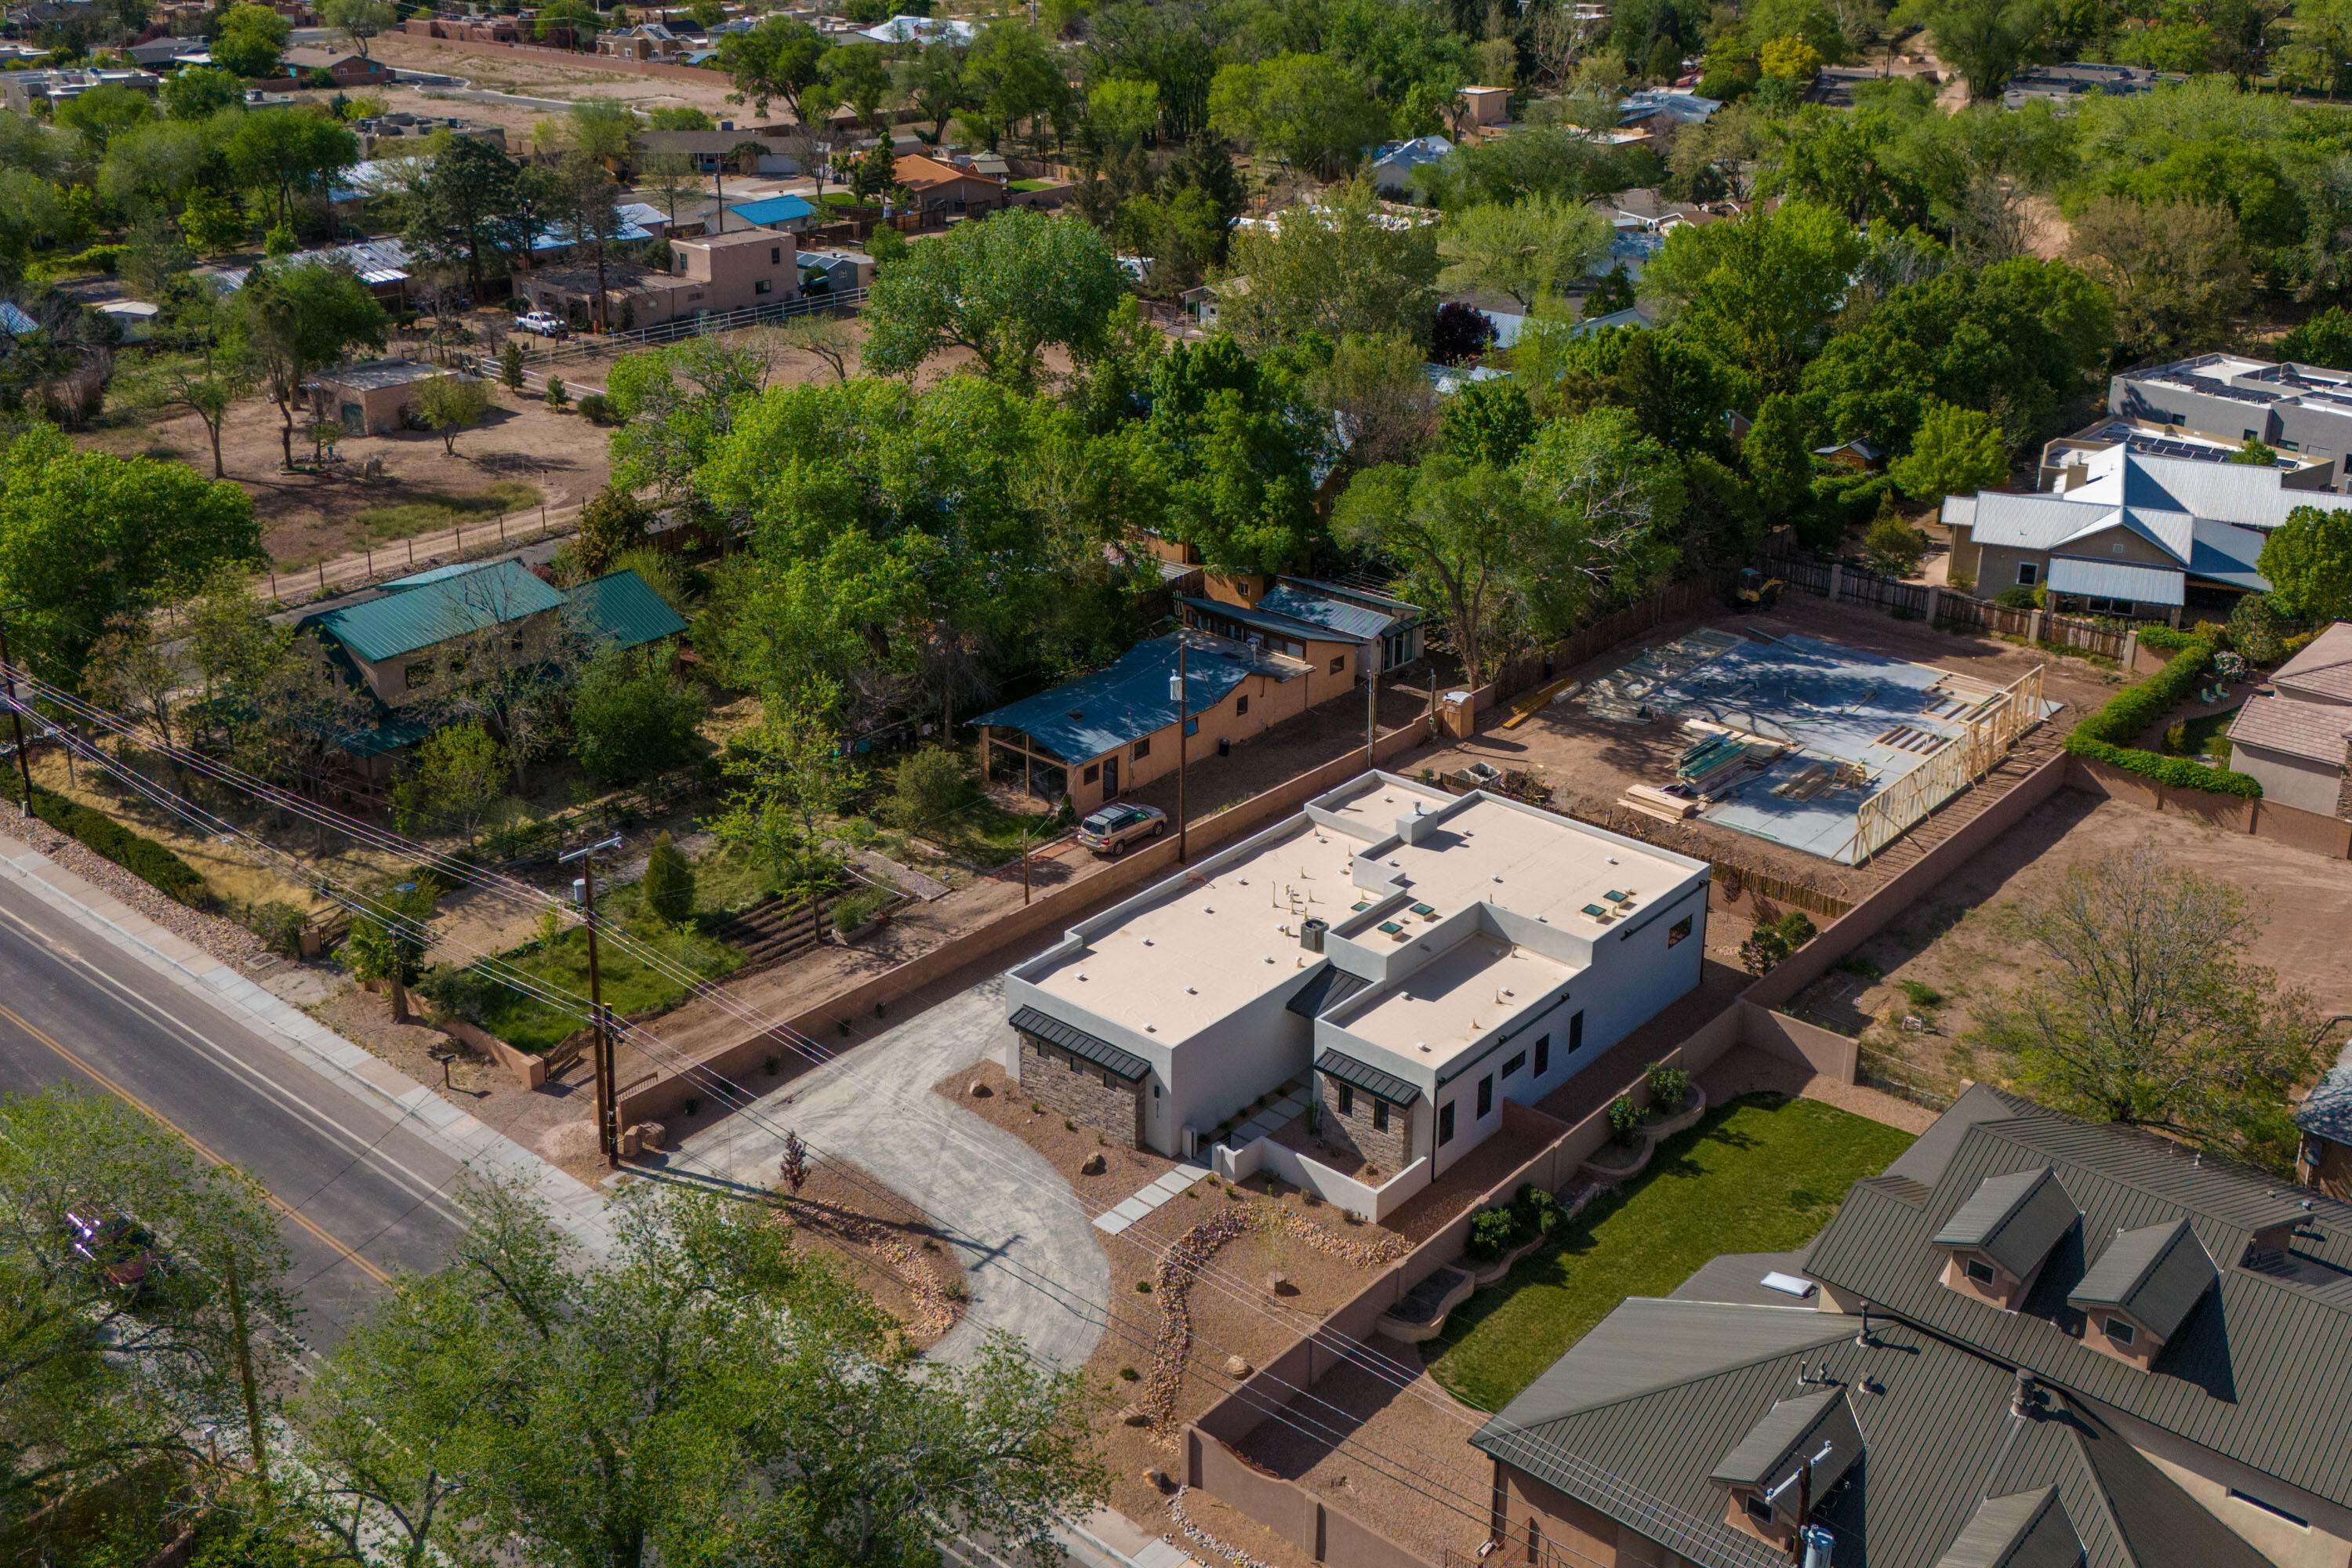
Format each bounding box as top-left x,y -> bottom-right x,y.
0,605 -> 31,815
226,1249 -> 270,1501
561,834 -> 625,1168
1364,647 -> 1377,769
1171,634 -> 1189,862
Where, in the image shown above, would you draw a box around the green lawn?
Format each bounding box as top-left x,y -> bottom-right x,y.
2165,704 -> 2242,761
474,919 -> 743,1052
1422,1094 -> 1915,1412
1008,179 -> 1056,191
818,191 -> 859,205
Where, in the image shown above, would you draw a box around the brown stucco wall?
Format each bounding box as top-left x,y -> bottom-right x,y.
1501,1463 -> 1653,1566
1017,1037 -> 1143,1149
1058,661 -> 1363,816
1316,1072 -> 1413,1172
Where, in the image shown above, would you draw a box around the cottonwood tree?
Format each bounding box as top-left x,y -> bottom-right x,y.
717,16 -> 830,122
2066,196 -> 2250,361
1219,178 -> 1443,349
318,0 -> 394,56
1438,195 -> 1615,311
393,720 -> 507,847
1334,454 -> 1537,691
861,209 -> 1126,390
1970,844 -> 2327,1173
708,695 -> 863,899
2257,504 -> 2352,624
1640,199 -> 1868,390
223,107 -> 359,234
299,1175 -> 1104,1568
608,335 -> 785,499
0,1087 -> 294,1524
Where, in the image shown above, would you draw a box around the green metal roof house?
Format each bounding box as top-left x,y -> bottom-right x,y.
296,559 -> 688,766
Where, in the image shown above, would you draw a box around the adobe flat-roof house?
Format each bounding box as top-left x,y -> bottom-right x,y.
2110,353 -> 2352,486
1943,444 -> 2352,622
1002,774 -> 1709,1207
2227,621 -> 2352,818
1475,1085 -> 2352,1568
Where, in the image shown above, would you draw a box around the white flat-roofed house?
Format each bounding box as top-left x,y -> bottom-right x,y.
1001,773 -> 1711,1206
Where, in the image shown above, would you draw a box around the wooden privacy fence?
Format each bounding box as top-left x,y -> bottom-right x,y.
1759,554 -> 2143,661
1852,663 -> 2046,863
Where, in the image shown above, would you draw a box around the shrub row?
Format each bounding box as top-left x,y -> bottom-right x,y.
2060,637 -> 2265,799
0,782 -> 212,904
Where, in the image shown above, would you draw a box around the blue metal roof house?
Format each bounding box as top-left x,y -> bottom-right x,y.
972,628 -> 1358,815
296,559 -> 688,768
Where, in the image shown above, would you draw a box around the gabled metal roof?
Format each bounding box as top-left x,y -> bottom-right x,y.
301,560 -> 562,663
1933,1488 -> 2082,1568
2044,557 -> 2184,607
1933,1167 -> 2077,1280
567,568 -> 688,652
2069,1218 -> 2214,1341
1007,1005 -> 1149,1081
1313,1047 -> 1419,1107
1708,1388 -> 1861,1503
969,632 -> 1269,764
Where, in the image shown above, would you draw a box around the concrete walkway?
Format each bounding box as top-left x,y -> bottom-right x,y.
670,975 -> 1110,1369
1093,1162 -> 1212,1237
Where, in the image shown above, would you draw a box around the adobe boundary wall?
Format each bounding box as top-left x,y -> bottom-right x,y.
2066,756 -> 2350,859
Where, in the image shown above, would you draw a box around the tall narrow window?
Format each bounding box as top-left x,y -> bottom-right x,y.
1373,1099 -> 1389,1132
1337,1082 -> 1354,1117
1534,1035 -> 1550,1075
1477,1076 -> 1493,1118
1439,1102 -> 1455,1145
1569,1011 -> 1584,1053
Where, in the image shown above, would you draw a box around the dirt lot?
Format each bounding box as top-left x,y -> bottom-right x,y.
1418,596 -> 2123,902
80,381 -> 598,570
1780,790 -> 2352,1100
365,35 -> 748,135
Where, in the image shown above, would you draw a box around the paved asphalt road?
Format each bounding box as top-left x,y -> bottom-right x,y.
0,874 -> 471,1348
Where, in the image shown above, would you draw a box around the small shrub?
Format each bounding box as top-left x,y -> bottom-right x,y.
1740,911 -> 1817,975
1835,955 -> 1882,980
1465,1207 -> 1519,1262
942,1277 -> 967,1301
247,899 -> 308,956
1994,586 -> 2039,609
2165,722 -> 2188,753
1897,978 -> 1944,1008
831,884 -> 891,932
683,1096 -> 701,1116
1063,1117 -> 1076,1131
1511,1182 -> 1565,1236
576,392 -> 618,426
1135,1279 -> 1152,1293
544,375 -> 570,409
1606,1095 -> 1645,1145
1644,1062 -> 1691,1109
1119,1366 -> 1140,1381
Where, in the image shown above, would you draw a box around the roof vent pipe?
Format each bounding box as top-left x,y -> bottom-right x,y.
1300,918 -> 1327,953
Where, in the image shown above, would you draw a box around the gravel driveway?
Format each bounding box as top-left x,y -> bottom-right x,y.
669,976 -> 1110,1369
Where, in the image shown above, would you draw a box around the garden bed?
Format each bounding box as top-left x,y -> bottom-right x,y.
773,1157 -> 968,1352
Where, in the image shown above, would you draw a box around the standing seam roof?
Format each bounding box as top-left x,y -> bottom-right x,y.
302,560 -> 563,662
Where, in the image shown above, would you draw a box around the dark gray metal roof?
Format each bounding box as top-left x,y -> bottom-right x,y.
1671,1251 -> 1817,1308
1473,1298 -> 2271,1568
1804,1108 -> 2352,1511
2295,1067 -> 2352,1144
1884,1084 -> 2053,1187
1287,965 -> 1370,1018
1708,1389 -> 1862,1510
1314,1047 -> 1419,1107
1933,1488 -> 2082,1568
1007,1005 -> 1149,1081
2068,1219 -> 2214,1341
1934,1168 -> 2078,1281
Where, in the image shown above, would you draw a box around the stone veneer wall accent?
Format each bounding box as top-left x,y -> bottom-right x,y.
1317,1073 -> 1412,1173
1018,1037 -> 1144,1149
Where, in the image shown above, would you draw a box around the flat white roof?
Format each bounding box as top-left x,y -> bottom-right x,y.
1022,820 -> 1359,1040
1355,791 -> 1695,936
1332,934 -> 1577,1066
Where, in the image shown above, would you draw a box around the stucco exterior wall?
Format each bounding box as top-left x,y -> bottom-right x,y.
1977,543 -> 2056,592
2096,1400 -> 2352,1568
1501,1461 -> 1679,1567
2231,742 -> 2344,817
1060,661 -> 1366,817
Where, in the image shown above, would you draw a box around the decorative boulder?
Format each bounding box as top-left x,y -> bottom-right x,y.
1224,1355 -> 1253,1378
1080,1152 -> 1107,1175
968,1080 -> 992,1098
633,1122 -> 666,1151
1120,1405 -> 1152,1427
1268,1273 -> 1296,1298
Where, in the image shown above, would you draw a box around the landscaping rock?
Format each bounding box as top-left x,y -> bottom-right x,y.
1120,1405 -> 1152,1427
633,1122 -> 666,1152
1080,1152 -> 1106,1175
1225,1355 -> 1253,1377
1145,1468 -> 1172,1493
1268,1273 -> 1296,1298
968,1080 -> 991,1098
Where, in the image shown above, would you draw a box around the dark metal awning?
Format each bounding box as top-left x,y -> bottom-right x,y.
1316,1048 -> 1421,1106
1287,966 -> 1370,1018
1009,1005 -> 1150,1081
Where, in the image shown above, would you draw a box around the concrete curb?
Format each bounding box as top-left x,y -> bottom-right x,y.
0,833 -> 615,1258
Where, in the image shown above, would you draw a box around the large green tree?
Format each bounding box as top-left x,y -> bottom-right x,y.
860,209 -> 1127,390
0,426 -> 261,684
223,107 -> 360,231
0,1087 -> 293,1524
1640,200 -> 1867,390
303,1177 -> 1103,1568
1128,334 -> 1327,573
1218,176 -> 1441,349
403,136 -> 524,296
1207,52 -> 1392,179
1334,455 -> 1536,690
1438,196 -> 1615,312
717,16 -> 830,122
2258,503 -> 2352,623
1896,0 -> 2053,96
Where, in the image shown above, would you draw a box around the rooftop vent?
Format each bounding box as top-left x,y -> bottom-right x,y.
1300,917 -> 1327,953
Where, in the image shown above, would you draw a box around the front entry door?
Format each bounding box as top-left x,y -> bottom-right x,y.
1102,754 -> 1120,797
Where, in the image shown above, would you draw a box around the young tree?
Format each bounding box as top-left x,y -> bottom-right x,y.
300,1176 -> 1105,1568
717,16 -> 830,122
88,614 -> 192,768
343,877 -> 441,1021
1438,196 -> 1616,312
0,1087 -> 294,1525
2257,503 -> 2352,623
0,426 -> 263,684
222,260 -> 388,470
123,347 -> 258,479
1970,844 -> 2326,1172
1859,501 -> 1930,577
1306,331 -> 1443,478
861,209 -> 1127,390
576,484 -> 655,573
394,722 -> 507,846
883,745 -> 970,832
1890,397 -> 2007,503
779,313 -> 856,383
637,148 -> 702,232
640,829 -> 697,924
572,644 -> 703,786
501,339 -> 527,393
414,374 -> 494,455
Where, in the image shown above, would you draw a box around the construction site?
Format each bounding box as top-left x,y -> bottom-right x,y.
1566,629 -> 2053,865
